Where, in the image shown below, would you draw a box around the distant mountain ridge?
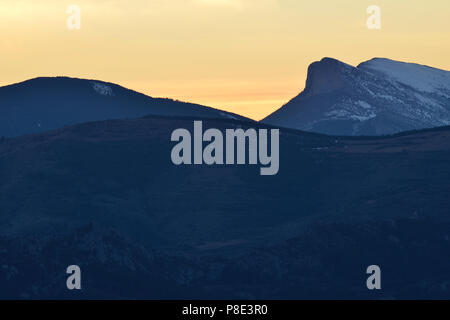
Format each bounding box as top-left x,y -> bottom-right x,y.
0,77 -> 250,138
3,58 -> 450,138
263,58 -> 450,136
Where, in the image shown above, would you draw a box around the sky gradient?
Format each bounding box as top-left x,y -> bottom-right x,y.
1,0 -> 449,120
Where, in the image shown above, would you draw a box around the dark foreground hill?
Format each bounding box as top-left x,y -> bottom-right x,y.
0,116 -> 449,298
0,77 -> 249,138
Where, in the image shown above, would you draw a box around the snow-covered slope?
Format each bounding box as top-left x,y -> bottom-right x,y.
263,58 -> 450,136
359,58 -> 450,94
0,77 -> 249,138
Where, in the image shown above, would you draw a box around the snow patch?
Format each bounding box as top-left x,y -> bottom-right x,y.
356,100 -> 372,109
325,100 -> 377,122
91,82 -> 114,96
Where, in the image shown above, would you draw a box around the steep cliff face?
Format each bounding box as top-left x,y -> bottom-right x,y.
303,58 -> 352,96
263,58 -> 450,136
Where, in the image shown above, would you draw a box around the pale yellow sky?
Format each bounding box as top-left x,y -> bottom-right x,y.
1,0 -> 449,120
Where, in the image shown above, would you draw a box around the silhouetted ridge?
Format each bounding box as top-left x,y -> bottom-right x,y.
0,77 -> 249,137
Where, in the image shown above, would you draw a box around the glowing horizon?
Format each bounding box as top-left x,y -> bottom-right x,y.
1,0 -> 449,120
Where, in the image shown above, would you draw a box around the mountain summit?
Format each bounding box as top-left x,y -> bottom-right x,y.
0,77 -> 248,137
263,58 -> 450,136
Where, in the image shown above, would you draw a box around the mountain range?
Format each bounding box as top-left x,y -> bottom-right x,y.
1,58 -> 450,299
1,58 -> 450,138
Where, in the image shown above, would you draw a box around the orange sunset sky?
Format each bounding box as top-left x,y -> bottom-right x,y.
1,0 -> 449,120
